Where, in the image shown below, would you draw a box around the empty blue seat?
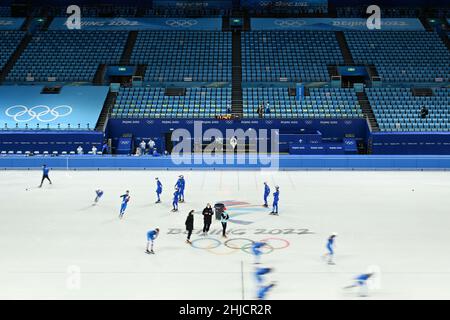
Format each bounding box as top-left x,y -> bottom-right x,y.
243,87 -> 363,119
345,31 -> 450,83
367,87 -> 450,132
7,31 -> 128,82
242,31 -> 344,82
130,31 -> 232,82
111,87 -> 232,119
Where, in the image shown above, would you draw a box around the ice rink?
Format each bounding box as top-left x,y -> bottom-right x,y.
1,169 -> 450,300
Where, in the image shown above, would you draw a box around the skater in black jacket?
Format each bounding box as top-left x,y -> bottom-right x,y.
185,210 -> 195,244
202,204 -> 214,236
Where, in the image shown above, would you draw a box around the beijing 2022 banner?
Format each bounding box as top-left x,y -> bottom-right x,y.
251,18 -> 425,31
0,18 -> 25,30
49,17 -> 222,31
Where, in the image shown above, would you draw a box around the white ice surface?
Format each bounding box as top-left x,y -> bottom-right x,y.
1,170 -> 450,300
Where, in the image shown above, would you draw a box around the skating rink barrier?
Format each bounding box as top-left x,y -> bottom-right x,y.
1,155 -> 450,170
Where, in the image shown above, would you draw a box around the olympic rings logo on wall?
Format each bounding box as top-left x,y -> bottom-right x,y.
190,237 -> 290,256
5,105 -> 73,123
165,19 -> 199,27
274,19 -> 307,27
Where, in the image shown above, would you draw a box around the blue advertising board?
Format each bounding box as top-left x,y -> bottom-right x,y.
0,131 -> 103,153
289,143 -> 346,154
0,86 -> 109,130
116,137 -> 133,154
49,17 -> 222,31
278,131 -> 322,152
107,118 -> 368,153
0,18 -> 25,30
371,132 -> 450,155
251,18 -> 425,31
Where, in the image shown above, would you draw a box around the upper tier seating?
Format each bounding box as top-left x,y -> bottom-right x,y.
0,31 -> 24,71
130,31 -> 232,82
242,31 -> 344,82
367,87 -> 450,132
6,31 -> 128,82
49,6 -> 137,17
243,87 -> 363,119
0,6 -> 10,16
246,4 -> 328,15
111,87 -> 232,118
143,8 -> 231,17
345,31 -> 450,83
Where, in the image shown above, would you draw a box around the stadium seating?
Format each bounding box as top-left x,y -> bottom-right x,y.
7,31 -> 128,82
242,31 -> 344,82
143,7 -> 231,17
366,87 -> 450,132
337,6 -> 422,18
243,87 -> 363,119
345,31 -> 450,83
111,87 -> 232,118
49,6 -> 137,17
130,31 -> 231,82
0,31 -> 24,71
0,6 -> 10,16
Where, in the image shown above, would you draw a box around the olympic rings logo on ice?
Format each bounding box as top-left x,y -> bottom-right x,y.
190,237 -> 290,256
165,19 -> 198,27
5,105 -> 73,123
274,19 -> 306,27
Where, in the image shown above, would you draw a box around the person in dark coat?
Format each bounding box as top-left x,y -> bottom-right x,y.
185,210 -> 195,244
257,103 -> 264,118
420,105 -> 429,119
202,204 -> 214,236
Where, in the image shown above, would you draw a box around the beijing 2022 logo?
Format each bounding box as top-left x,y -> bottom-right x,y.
5,105 -> 73,122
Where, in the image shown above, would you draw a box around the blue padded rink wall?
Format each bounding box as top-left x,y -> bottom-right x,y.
1,155 -> 450,170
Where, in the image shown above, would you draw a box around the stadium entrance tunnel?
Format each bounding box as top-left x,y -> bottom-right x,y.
337,66 -> 370,88
105,66 -> 137,84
